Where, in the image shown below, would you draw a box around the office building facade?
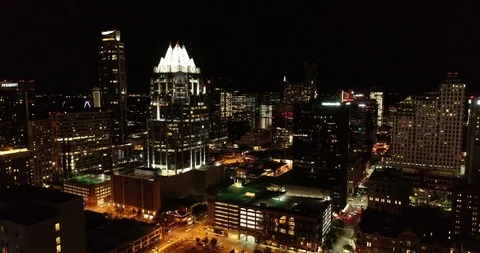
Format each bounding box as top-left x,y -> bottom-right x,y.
51,109 -> 112,179
389,73 -> 466,175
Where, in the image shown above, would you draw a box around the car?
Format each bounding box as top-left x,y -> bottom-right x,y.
167,239 -> 173,243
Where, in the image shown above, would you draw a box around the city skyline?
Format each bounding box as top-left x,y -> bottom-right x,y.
2,2 -> 480,253
1,2 -> 480,95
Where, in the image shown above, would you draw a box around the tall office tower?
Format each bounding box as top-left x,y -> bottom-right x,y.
466,97 -> 480,185
304,63 -> 318,95
349,99 -> 378,157
369,87 -> 384,127
207,87 -> 229,140
283,78 -> 314,106
51,109 -> 113,179
92,87 -> 101,108
148,43 -> 209,176
98,30 -> 128,145
0,187 -> 86,253
0,81 -> 34,148
293,100 -> 349,210
28,117 -> 54,186
390,73 -> 466,175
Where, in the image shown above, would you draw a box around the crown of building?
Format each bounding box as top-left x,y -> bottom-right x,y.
154,42 -> 199,74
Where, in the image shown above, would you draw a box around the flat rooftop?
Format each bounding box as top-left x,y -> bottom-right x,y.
215,183 -> 265,205
0,186 -> 80,204
0,206 -> 57,226
246,191 -> 330,218
196,164 -> 224,171
369,168 -> 403,182
66,174 -> 110,186
85,211 -> 159,253
0,147 -> 29,156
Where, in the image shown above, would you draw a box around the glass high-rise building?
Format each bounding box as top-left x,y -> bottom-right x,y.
148,43 -> 209,176
98,30 -> 128,145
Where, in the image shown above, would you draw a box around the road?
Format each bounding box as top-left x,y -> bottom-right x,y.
146,223 -> 203,253
148,221 -> 259,253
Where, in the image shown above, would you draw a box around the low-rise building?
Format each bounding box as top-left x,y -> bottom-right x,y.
112,165 -> 225,216
85,210 -> 161,253
367,168 -> 411,214
357,207 -> 455,253
63,174 -> 111,207
207,182 -> 331,252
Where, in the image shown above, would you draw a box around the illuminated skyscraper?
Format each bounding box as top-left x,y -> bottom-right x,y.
92,87 -> 101,108
369,88 -> 383,127
98,30 -> 127,144
148,43 -> 209,176
389,73 -> 466,175
0,80 -> 34,148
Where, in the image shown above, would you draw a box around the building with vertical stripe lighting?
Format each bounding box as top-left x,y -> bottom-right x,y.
147,43 -> 209,176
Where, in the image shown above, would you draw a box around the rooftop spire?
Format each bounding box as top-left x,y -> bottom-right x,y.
155,43 -> 199,74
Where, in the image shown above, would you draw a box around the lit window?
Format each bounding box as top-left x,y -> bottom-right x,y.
56,245 -> 61,253
367,242 -> 372,247
56,237 -> 61,244
55,223 -> 60,231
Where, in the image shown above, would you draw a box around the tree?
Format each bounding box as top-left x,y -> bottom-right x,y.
202,237 -> 209,244
253,249 -> 263,253
196,238 -> 201,244
137,209 -> 142,217
210,238 -> 218,248
264,247 -> 272,253
132,208 -> 137,215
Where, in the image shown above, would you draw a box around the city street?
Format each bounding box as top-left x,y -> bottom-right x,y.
332,212 -> 360,253
145,222 -> 258,253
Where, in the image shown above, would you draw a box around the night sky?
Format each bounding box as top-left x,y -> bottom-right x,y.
2,1 -> 480,95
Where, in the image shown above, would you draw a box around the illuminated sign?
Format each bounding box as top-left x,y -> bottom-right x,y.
1,83 -> 18,88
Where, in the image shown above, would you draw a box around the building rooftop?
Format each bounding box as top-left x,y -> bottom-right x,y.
0,206 -> 57,226
85,211 -> 159,253
369,168 -> 403,182
0,147 -> 29,156
289,169 -> 338,190
66,174 -> 110,186
196,164 -> 224,171
114,167 -> 161,180
0,186 -> 80,204
215,183 -> 265,205
246,191 -> 330,218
